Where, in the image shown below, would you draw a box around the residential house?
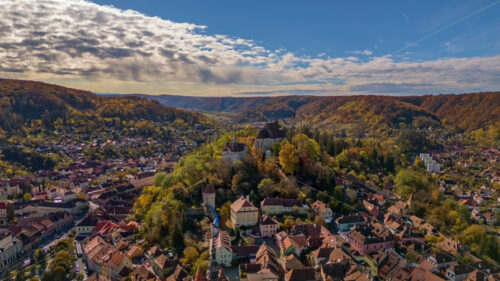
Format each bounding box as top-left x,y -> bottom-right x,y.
244,243 -> 283,281
260,215 -> 280,237
75,207 -> 115,236
335,214 -> 366,232
166,264 -> 189,281
0,234 -> 22,271
210,229 -> 232,267
362,199 -> 380,218
277,232 -> 309,256
285,267 -> 316,281
82,236 -> 133,281
131,265 -> 160,281
409,266 -> 446,281
261,198 -> 306,215
311,200 -> 333,222
231,196 -> 259,227
36,199 -> 88,215
290,223 -> 332,248
283,254 -> 303,271
348,223 -> 394,255
427,252 -> 456,270
436,238 -> 462,255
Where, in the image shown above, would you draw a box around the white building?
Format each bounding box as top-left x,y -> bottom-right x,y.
260,215 -> 280,237
210,229 -> 232,267
0,234 -> 22,271
419,153 -> 440,173
231,196 -> 259,228
311,200 -> 333,221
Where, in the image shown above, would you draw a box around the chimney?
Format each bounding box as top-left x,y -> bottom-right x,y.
246,195 -> 250,201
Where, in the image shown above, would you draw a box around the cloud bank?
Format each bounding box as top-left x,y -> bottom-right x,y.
0,0 -> 499,96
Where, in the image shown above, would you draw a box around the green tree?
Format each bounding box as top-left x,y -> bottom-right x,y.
23,193 -> 31,202
182,247 -> 199,265
293,133 -> 321,159
257,178 -> 276,198
394,166 -> 435,201
6,202 -> 14,222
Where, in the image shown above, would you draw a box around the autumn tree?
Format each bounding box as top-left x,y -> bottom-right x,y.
257,178 -> 276,198
279,143 -> 298,175
182,247 -> 200,265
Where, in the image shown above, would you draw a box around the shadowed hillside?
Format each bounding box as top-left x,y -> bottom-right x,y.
0,79 -> 207,134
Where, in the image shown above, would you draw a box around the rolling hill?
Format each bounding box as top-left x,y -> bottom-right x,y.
113,91 -> 500,136
0,79 -> 207,134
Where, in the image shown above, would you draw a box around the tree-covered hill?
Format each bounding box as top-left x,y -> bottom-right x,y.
0,79 -> 207,134
236,92 -> 500,136
116,91 -> 500,136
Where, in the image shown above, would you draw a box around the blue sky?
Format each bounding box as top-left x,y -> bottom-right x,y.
92,0 -> 500,61
0,0 -> 499,96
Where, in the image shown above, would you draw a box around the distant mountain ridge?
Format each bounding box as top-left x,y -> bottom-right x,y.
105,91 -> 500,134
100,93 -> 272,112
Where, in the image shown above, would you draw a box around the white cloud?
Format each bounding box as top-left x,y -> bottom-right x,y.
347,50 -> 374,56
0,0 -> 499,96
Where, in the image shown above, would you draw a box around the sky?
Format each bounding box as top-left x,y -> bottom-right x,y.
0,0 -> 499,96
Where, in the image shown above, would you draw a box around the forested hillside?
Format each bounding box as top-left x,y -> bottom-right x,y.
235,93 -> 500,136
118,91 -> 500,136
398,92 -> 500,131
102,93 -> 272,112
0,79 -> 207,134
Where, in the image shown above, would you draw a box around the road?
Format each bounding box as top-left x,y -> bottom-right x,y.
1,211 -> 90,279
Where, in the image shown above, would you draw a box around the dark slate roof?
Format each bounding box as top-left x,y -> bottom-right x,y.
202,184 -> 216,194
286,267 -> 316,281
257,121 -> 285,139
336,214 -> 365,224
434,252 -> 455,264
260,215 -> 279,225
261,198 -> 302,207
223,141 -> 246,153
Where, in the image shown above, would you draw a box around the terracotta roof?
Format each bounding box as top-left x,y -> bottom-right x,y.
213,230 -> 232,252
231,197 -> 257,212
312,200 -> 329,212
131,265 -> 159,281
166,264 -> 189,281
127,245 -> 144,258
231,245 -> 260,257
345,268 -> 371,281
285,267 -> 316,281
260,215 -> 279,225
284,254 -> 303,270
193,266 -> 207,281
408,266 -> 446,281
465,270 -> 498,281
87,273 -> 110,281
312,247 -> 334,259
109,251 -> 126,269
116,240 -> 128,250
321,262 -> 351,280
